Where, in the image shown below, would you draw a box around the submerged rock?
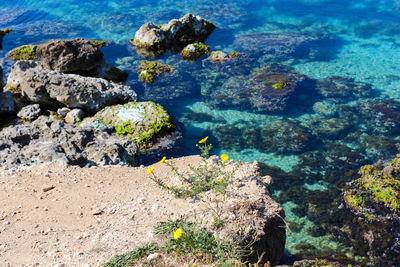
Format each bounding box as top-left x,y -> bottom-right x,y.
360,99 -> 400,136
340,156 -> 400,265
208,51 -> 240,63
310,117 -> 354,140
138,60 -> 174,84
95,64 -> 128,83
140,70 -> 196,101
259,119 -> 315,155
5,61 -> 136,113
205,63 -> 306,112
17,104 -> 41,121
316,76 -> 375,103
131,13 -> 215,57
233,32 -> 325,59
0,116 -> 139,168
94,101 -> 176,149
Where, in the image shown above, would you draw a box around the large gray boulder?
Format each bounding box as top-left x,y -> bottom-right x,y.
0,116 -> 139,168
5,61 -> 136,113
93,101 -> 176,149
131,13 -> 215,57
36,38 -> 104,73
7,38 -> 128,83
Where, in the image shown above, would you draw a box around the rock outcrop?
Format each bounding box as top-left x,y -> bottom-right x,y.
35,38 -> 104,73
93,101 -> 176,149
131,13 -> 215,58
7,38 -> 128,83
0,116 -> 139,168
5,61 -> 136,113
340,155 -> 400,266
181,42 -> 209,61
0,28 -> 11,48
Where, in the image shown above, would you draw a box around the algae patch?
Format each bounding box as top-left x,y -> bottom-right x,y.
138,61 -> 174,84
7,45 -> 37,60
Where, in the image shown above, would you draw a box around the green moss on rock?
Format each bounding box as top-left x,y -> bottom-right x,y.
181,42 -> 209,61
0,28 -> 11,38
94,101 -> 176,149
89,40 -> 106,48
272,81 -> 290,90
138,61 -> 174,84
7,45 -> 37,61
130,37 -> 165,49
345,154 -> 400,217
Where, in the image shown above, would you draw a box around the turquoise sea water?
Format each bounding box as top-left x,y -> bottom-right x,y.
2,0 -> 400,264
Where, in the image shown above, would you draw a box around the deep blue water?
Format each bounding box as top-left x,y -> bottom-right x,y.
2,0 -> 400,263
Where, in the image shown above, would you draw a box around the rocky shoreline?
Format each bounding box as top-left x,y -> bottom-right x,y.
1,11 -> 400,267
0,14 -> 288,266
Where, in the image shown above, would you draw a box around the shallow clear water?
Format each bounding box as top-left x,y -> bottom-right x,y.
2,0 -> 400,263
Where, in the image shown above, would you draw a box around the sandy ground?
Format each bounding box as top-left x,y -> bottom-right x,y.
0,156 -> 208,266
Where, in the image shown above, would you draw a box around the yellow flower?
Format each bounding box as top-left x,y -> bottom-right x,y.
173,228 -> 182,239
198,136 -> 208,144
168,186 -> 174,190
219,179 -> 224,183
159,156 -> 166,165
146,166 -> 154,174
220,154 -> 229,162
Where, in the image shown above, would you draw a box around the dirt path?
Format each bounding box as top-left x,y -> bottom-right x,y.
0,156 -> 204,266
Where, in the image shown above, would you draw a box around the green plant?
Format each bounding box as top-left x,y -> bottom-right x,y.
196,136 -> 212,158
104,244 -> 157,266
155,219 -> 249,266
104,218 -> 256,266
146,136 -> 235,198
